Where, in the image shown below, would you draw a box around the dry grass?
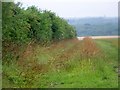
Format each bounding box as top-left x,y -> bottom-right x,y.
17,37 -> 101,73
48,39 -> 80,70
80,37 -> 100,57
3,38 -> 118,88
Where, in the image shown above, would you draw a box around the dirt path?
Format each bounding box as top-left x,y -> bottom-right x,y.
77,36 -> 120,40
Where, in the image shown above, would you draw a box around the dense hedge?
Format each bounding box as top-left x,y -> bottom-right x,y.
2,2 -> 76,46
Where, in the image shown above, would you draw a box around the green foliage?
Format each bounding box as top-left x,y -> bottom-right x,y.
2,2 -> 76,46
2,3 -> 77,84
36,11 -> 53,44
2,2 -> 30,44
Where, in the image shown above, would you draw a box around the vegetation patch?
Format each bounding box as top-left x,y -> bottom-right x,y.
2,38 -> 118,88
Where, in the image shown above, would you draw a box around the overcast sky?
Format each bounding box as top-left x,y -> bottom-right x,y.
15,0 -> 119,18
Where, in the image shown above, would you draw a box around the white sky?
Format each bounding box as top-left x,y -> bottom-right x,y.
15,0 -> 119,18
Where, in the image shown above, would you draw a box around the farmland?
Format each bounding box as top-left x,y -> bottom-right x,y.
2,37 -> 119,88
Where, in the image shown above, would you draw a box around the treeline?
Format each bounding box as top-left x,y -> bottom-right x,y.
67,18 -> 118,36
2,2 -> 76,46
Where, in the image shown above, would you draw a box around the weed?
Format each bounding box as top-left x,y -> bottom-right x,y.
2,38 -> 118,88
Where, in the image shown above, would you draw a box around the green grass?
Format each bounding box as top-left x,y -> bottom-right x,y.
2,38 -> 118,88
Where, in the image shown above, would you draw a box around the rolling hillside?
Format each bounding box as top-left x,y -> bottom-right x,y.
66,17 -> 118,36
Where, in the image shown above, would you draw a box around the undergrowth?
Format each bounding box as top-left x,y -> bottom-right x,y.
2,38 -> 118,88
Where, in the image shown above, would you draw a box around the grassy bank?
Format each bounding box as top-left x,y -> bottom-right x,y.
2,38 -> 118,88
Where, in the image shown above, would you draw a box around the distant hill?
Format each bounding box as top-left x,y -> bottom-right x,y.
66,17 -> 118,36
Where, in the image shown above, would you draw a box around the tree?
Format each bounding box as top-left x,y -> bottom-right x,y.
2,2 -> 77,46
3,2 -> 30,44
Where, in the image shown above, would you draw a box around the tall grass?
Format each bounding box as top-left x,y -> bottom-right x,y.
2,38 -> 118,88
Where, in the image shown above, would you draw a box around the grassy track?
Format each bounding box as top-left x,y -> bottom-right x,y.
2,38 -> 119,88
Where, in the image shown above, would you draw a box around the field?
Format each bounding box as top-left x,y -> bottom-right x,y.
2,38 -> 119,88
